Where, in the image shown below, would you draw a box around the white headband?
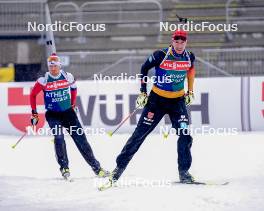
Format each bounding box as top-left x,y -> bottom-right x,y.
48,61 -> 60,66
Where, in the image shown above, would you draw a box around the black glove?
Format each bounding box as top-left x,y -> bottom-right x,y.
31,110 -> 39,125
140,86 -> 147,94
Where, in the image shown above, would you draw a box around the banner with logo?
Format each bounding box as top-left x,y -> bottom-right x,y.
0,76 -> 263,135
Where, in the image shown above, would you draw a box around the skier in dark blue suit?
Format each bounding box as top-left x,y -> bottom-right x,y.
110,29 -> 196,185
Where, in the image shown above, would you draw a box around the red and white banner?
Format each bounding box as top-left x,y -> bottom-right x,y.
0,77 -> 263,135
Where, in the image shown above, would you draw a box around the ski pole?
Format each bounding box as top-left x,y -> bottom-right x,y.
11,130 -> 28,149
163,126 -> 172,140
11,125 -> 37,149
108,106 -> 141,137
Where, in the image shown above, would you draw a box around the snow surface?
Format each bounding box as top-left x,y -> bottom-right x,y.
0,132 -> 264,211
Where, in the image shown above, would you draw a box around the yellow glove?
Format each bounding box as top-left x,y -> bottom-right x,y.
185,91 -> 194,106
136,92 -> 148,108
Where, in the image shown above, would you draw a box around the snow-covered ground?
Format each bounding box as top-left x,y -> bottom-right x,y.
0,132 -> 264,211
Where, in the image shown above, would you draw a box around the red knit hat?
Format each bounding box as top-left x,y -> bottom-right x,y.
172,30 -> 188,40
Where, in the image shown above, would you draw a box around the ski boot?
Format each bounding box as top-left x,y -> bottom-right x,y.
179,171 -> 195,183
98,167 -> 125,191
110,167 -> 125,183
95,167 -> 110,178
60,168 -> 71,180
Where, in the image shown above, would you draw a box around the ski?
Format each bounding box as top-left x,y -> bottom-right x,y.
172,181 -> 229,186
63,176 -> 74,182
98,178 -> 229,190
98,180 -> 115,191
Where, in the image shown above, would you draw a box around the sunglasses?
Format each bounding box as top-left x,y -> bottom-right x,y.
173,36 -> 187,41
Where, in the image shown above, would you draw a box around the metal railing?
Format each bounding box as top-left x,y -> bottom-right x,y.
202,47 -> 264,76
226,0 -> 264,40
0,0 -> 46,37
57,51 -> 147,80
51,0 -> 163,43
57,47 -> 264,80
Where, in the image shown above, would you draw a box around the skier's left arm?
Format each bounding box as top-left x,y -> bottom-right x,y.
67,73 -> 77,108
185,52 -> 196,106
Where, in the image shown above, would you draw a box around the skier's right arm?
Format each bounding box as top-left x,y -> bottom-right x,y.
30,79 -> 44,125
137,50 -> 165,108
140,50 -> 165,93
